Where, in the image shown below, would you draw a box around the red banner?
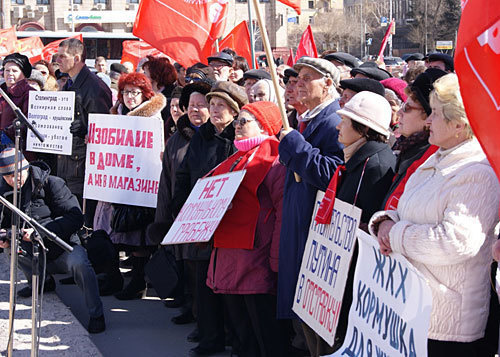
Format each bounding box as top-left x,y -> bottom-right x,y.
377,20 -> 394,61
455,1 -> 500,182
121,40 -> 168,69
287,47 -> 294,66
41,34 -> 83,62
0,27 -> 18,57
294,25 -> 318,62
16,37 -> 44,64
133,0 -> 228,67
277,0 -> 301,15
217,21 -> 253,69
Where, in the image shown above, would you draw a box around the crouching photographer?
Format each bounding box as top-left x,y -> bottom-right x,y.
0,148 -> 106,333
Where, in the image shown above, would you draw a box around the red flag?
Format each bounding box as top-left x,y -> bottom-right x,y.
121,40 -> 168,69
16,37 -> 44,64
294,25 -> 318,62
278,0 -> 301,15
133,0 -> 229,67
0,27 -> 18,57
42,34 -> 83,62
287,48 -> 294,66
217,21 -> 253,68
455,1 -> 500,182
377,20 -> 395,61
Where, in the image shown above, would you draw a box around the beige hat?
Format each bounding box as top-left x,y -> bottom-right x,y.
336,91 -> 392,138
206,81 -> 248,114
293,57 -> 340,86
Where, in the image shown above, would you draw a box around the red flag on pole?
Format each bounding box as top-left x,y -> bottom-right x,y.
121,40 -> 168,69
0,27 -> 18,57
455,1 -> 500,182
41,34 -> 83,62
16,37 -> 44,64
377,20 -> 394,61
217,21 -> 253,68
294,25 -> 318,62
287,48 -> 294,66
133,0 -> 229,67
277,0 -> 301,15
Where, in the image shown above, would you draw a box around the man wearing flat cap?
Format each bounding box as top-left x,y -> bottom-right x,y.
350,63 -> 392,81
426,52 -> 454,73
323,52 -> 359,80
242,69 -> 271,99
277,57 -> 344,355
207,52 -> 233,81
339,77 -> 386,108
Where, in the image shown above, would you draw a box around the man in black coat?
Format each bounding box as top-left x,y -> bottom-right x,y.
0,149 -> 105,333
56,38 -> 112,226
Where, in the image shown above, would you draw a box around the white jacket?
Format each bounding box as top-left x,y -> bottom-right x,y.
370,139 -> 500,342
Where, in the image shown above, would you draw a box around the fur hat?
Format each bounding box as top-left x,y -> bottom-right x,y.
206,81 -> 248,114
0,148 -> 29,175
179,82 -> 212,111
409,68 -> 447,115
240,101 -> 282,135
28,69 -> 46,89
3,53 -> 32,78
337,91 -> 392,138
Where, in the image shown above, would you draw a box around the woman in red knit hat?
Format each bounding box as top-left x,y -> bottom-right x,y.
206,101 -> 287,356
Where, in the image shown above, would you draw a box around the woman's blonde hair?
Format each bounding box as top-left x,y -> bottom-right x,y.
430,73 -> 474,139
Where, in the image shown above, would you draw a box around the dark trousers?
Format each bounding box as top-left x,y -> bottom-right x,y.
195,259 -> 225,349
223,294 -> 285,357
302,322 -> 335,357
428,339 -> 481,357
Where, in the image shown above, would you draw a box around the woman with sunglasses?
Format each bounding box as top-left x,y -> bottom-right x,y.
206,101 -> 287,356
382,68 -> 447,210
94,72 -> 166,299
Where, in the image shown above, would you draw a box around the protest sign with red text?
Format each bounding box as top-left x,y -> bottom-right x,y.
161,171 -> 246,245
293,193 -> 361,346
83,114 -> 163,208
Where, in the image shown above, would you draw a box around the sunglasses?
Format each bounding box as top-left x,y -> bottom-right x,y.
401,102 -> 424,113
232,117 -> 256,127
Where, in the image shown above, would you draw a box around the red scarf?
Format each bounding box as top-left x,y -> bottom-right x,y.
212,137 -> 280,249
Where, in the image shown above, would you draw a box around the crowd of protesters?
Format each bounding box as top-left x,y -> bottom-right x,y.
0,38 -> 499,357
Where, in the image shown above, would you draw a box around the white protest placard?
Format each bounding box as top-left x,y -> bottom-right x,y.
325,230 -> 432,357
161,171 -> 246,245
26,91 -> 74,155
293,192 -> 362,346
83,113 -> 164,208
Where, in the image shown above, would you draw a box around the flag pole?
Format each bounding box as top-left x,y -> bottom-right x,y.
250,0 -> 289,130
247,3 -> 256,69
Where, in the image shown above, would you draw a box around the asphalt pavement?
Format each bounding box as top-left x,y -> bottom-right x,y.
0,252 -> 231,356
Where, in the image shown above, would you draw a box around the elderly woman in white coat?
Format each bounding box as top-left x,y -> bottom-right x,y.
369,73 -> 500,357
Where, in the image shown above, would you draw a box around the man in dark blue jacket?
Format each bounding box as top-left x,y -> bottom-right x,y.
278,57 -> 344,355
0,149 -> 105,333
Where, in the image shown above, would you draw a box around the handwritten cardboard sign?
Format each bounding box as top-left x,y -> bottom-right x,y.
83,114 -> 163,208
293,193 -> 362,346
161,171 -> 246,245
326,230 -> 432,357
26,91 -> 74,155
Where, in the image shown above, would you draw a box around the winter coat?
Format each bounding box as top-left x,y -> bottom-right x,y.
277,100 -> 344,319
331,140 -> 396,348
57,65 -> 112,198
94,94 -> 166,247
0,80 -> 38,161
148,114 -> 197,258
0,163 -> 84,260
369,139 -> 500,342
336,141 -> 396,224
171,120 -> 236,260
206,159 -> 286,294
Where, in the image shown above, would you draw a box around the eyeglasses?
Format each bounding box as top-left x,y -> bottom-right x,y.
232,117 -> 256,127
121,90 -> 142,97
401,102 -> 424,113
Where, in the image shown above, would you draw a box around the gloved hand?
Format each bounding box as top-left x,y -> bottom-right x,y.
70,120 -> 87,138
